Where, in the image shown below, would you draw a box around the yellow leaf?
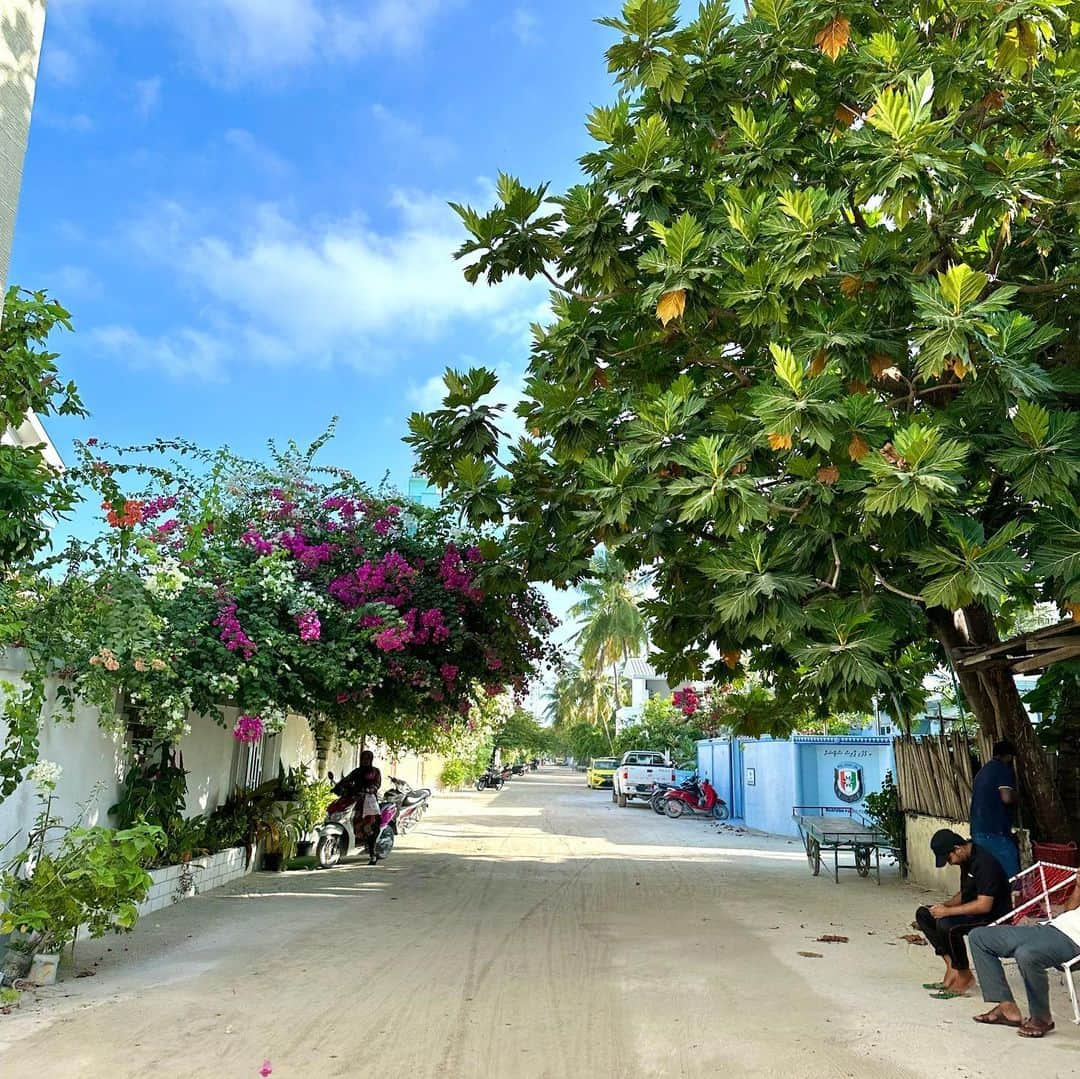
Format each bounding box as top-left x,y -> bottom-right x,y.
814,15 -> 851,62
848,435 -> 870,461
951,357 -> 971,379
847,379 -> 868,396
656,289 -> 686,326
768,432 -> 793,451
809,350 -> 828,377
840,274 -> 862,298
1067,604 -> 1080,622
817,465 -> 840,485
722,650 -> 742,670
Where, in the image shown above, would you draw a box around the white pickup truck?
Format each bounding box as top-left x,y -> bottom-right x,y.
612,750 -> 676,807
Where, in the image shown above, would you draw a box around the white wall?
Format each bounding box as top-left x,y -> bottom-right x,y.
0,0 -> 45,298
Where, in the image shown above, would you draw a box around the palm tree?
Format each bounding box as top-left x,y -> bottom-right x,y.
543,660 -> 623,750
569,550 -> 648,733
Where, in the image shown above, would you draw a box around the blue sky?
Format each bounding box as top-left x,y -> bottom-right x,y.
16,0 -> 632,494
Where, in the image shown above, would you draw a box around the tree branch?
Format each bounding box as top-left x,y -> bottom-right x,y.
873,566 -> 925,604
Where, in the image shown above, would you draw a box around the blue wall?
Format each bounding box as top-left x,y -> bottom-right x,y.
696,735 -> 895,838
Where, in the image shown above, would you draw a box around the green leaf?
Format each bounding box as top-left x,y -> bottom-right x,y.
1013,400 -> 1050,446
937,263 -> 987,314
769,342 -> 803,393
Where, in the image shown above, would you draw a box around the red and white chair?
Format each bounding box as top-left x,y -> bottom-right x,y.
988,862 -> 1080,1024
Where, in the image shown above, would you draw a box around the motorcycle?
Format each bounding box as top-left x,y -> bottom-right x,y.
529,759 -> 539,771
382,776 -> 431,833
662,776 -> 729,820
650,775 -> 701,815
511,762 -> 527,776
474,768 -> 505,791
315,787 -> 399,867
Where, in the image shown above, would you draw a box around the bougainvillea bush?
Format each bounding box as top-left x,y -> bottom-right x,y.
0,434 -> 555,794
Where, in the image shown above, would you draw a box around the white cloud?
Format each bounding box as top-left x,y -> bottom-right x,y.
102,189 -> 546,380
36,109 -> 94,133
50,265 -> 103,301
511,8 -> 540,45
223,128 -> 292,177
89,325 -> 229,382
371,105 -> 456,165
51,0 -> 456,87
133,76 -> 162,118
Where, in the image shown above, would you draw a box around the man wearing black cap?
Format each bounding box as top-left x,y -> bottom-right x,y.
969,740 -> 1019,877
915,829 -> 1013,998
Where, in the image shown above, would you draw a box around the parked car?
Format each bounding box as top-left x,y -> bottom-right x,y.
586,757 -> 618,789
612,750 -> 676,807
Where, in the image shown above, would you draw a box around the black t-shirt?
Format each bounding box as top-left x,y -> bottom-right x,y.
960,843 -> 1012,920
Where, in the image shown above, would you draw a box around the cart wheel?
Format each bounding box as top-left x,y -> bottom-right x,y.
807,837 -> 821,876
855,846 -> 871,878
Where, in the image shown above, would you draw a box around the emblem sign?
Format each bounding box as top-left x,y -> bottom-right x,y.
834,764 -> 863,803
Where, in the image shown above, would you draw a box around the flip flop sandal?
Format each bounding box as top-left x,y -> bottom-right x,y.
973,1011 -> 1022,1027
930,990 -> 969,999
922,982 -> 947,990
1017,1020 -> 1055,1038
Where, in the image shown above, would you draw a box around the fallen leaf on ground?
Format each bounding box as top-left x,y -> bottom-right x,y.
900,934 -> 927,945
817,934 -> 849,943
75,970 -> 97,978
798,951 -> 824,959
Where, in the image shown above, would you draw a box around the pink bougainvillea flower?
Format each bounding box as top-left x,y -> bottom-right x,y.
296,609 -> 321,642
259,1061 -> 273,1077
233,714 -> 264,743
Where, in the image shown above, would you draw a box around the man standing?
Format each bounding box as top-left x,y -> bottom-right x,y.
970,740 -> 1020,877
969,870 -> 1080,1038
916,829 -> 1013,998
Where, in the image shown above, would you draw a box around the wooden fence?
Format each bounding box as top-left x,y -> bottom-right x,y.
894,732 -> 993,821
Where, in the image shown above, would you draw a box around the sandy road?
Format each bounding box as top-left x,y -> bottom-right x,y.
1,768 -> 1078,1078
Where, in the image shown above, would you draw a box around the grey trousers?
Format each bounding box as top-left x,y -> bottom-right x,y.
968,924 -> 1080,1017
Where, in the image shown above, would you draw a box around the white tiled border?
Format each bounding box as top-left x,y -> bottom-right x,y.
137,846 -> 250,916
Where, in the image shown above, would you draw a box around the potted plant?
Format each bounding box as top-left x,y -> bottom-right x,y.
0,820 -> 162,985
254,801 -> 306,871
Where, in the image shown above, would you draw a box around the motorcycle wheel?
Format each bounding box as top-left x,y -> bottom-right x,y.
664,799 -> 686,819
493,778 -> 505,791
475,778 -> 487,792
651,794 -> 667,815
712,803 -> 730,821
315,834 -> 342,868
375,831 -> 395,859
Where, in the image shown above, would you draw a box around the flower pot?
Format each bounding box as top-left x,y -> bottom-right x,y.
28,952 -> 60,986
1,947 -> 33,985
296,840 -> 314,857
261,851 -> 284,872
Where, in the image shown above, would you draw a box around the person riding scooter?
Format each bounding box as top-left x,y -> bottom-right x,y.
336,750 -> 383,865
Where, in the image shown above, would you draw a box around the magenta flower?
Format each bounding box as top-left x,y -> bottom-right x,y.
234,715 -> 264,743
374,626 -> 410,653
214,601 -> 256,659
296,609 -> 321,642
440,663 -> 459,683
259,1061 -> 273,1077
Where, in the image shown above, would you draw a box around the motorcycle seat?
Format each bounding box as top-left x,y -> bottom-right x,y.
402,791 -> 428,806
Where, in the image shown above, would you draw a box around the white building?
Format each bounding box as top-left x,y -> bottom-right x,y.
615,657 -> 671,733
0,0 -> 46,301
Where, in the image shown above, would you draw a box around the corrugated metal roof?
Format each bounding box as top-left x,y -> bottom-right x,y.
622,657 -> 658,680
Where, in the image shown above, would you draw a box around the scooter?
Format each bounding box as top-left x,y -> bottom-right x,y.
475,768 -> 504,791
383,776 -> 431,832
315,788 -> 399,867
662,776 -> 729,820
650,775 -> 701,815
511,762 -> 527,776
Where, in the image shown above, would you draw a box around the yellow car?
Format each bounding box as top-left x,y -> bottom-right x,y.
586,757 -> 619,789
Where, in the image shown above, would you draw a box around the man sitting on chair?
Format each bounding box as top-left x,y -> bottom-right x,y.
969,870 -> 1080,1038
916,829 -> 1012,998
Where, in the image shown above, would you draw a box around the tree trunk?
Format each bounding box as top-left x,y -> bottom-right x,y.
927,605 -> 1070,841
311,717 -> 333,779
1051,675 -> 1080,845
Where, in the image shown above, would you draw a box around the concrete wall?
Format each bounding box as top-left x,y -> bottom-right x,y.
138,847 -> 250,916
741,739 -> 801,837
0,0 -> 45,297
905,811 -> 967,893
695,738 -> 733,809
796,737 -> 894,811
